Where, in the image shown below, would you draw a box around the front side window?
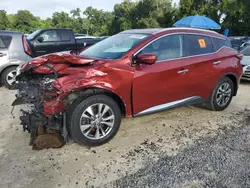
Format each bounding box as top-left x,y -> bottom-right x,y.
38,31 -> 59,42
80,33 -> 149,59
27,30 -> 41,40
241,46 -> 250,56
184,35 -> 213,56
0,36 -> 12,49
140,34 -> 183,61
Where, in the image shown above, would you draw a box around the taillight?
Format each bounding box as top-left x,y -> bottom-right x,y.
22,35 -> 32,56
235,54 -> 244,60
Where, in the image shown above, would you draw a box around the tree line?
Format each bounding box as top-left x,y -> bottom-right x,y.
0,0 -> 249,36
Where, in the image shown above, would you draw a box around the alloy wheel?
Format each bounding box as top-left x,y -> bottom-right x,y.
79,103 -> 115,140
216,83 -> 232,107
6,70 -> 17,86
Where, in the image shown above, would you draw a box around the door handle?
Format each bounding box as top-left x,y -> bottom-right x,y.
0,53 -> 6,57
213,61 -> 221,65
177,69 -> 189,74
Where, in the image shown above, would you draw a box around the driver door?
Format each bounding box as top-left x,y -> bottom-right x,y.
33,30 -> 60,57
132,34 -> 196,116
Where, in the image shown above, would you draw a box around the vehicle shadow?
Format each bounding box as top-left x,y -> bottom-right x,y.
240,80 -> 250,85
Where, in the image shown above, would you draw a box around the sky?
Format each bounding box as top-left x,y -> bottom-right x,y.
1,0 -> 180,19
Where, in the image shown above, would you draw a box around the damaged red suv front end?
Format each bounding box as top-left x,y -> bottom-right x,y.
13,51 -> 134,148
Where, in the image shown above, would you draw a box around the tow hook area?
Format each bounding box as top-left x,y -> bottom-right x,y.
33,127 -> 65,150
19,110 -> 66,150
12,75 -> 67,150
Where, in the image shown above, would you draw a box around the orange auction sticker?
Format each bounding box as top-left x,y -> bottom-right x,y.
198,39 -> 206,48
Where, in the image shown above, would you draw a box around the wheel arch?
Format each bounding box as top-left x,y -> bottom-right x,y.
0,65 -> 18,75
223,73 -> 238,96
64,88 -> 126,117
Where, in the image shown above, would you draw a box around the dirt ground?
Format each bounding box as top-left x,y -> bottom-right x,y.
0,82 -> 249,188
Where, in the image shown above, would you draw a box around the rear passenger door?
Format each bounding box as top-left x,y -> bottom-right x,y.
57,30 -> 76,52
0,35 -> 11,63
182,34 -> 217,99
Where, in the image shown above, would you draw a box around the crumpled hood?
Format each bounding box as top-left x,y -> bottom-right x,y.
20,52 -> 98,73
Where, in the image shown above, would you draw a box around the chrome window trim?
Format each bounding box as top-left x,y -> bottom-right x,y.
133,32 -> 230,63
153,27 -> 219,35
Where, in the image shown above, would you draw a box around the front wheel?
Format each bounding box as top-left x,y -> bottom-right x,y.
206,77 -> 234,111
69,95 -> 121,146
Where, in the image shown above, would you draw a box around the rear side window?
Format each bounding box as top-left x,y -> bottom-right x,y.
0,36 -> 12,49
212,38 -> 232,51
183,34 -> 213,56
241,46 -> 250,56
60,30 -> 72,41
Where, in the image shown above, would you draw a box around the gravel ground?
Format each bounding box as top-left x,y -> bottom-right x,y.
0,82 -> 249,188
114,113 -> 250,188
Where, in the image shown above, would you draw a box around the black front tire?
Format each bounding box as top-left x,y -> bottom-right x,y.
69,94 -> 121,146
206,76 -> 234,111
1,66 -> 17,89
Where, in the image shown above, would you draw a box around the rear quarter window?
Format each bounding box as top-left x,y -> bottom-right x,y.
60,30 -> 72,41
0,36 -> 12,49
212,37 -> 232,51
184,34 -> 213,56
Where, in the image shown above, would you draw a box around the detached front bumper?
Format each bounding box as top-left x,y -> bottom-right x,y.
242,65 -> 250,80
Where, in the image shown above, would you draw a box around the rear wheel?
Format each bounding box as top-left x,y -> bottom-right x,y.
1,66 -> 17,89
69,95 -> 121,146
206,77 -> 234,111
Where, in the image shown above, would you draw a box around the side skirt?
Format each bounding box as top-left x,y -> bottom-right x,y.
133,96 -> 205,117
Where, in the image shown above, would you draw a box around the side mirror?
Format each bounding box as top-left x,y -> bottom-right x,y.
137,53 -> 157,65
37,36 -> 44,43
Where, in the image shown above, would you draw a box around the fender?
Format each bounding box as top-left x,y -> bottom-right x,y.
49,67 -> 134,117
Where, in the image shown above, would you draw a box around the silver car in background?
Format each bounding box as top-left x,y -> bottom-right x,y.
241,45 -> 250,80
0,31 -> 31,88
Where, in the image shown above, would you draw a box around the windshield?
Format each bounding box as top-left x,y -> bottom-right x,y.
80,33 -> 150,59
27,30 -> 42,40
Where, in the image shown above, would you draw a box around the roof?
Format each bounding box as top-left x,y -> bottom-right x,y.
0,30 -> 23,35
37,28 -> 73,31
121,27 -> 224,38
121,28 -> 165,35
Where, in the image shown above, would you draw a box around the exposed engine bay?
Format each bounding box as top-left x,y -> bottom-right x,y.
12,53 -> 107,149
13,69 -> 66,149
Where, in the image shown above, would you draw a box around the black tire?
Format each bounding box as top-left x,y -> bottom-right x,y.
1,66 -> 17,89
69,94 -> 121,146
206,76 -> 234,111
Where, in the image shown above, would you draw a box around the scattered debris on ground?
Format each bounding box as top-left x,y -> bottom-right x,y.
0,83 -> 249,188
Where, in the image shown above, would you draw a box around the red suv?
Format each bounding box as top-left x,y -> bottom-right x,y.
14,28 -> 243,147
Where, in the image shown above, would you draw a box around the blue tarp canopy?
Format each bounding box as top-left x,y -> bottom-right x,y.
173,15 -> 221,30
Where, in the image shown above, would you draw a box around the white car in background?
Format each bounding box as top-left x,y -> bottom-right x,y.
241,45 -> 250,80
